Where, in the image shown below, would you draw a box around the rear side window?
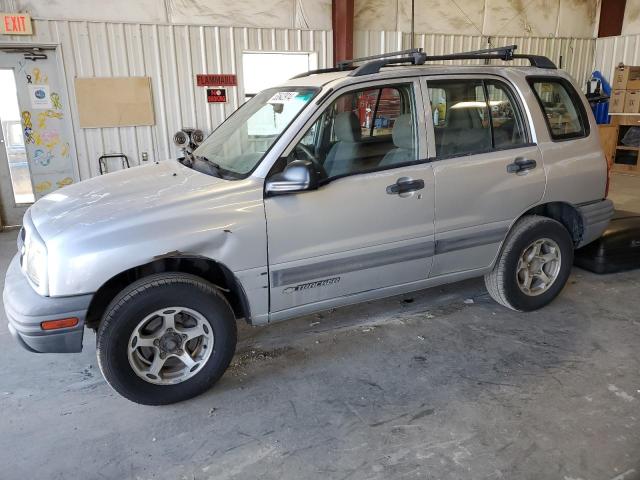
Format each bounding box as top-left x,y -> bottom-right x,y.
528,78 -> 589,140
428,79 -> 528,158
486,81 -> 527,148
428,79 -> 491,158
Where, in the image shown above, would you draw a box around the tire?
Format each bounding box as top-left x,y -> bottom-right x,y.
485,215 -> 574,312
96,273 -> 237,405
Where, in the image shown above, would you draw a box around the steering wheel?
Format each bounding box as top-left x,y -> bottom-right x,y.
296,144 -> 327,179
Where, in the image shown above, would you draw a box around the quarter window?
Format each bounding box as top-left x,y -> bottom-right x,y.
529,78 -> 588,140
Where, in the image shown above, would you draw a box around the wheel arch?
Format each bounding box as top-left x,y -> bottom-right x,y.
518,201 -> 584,246
85,255 -> 251,330
488,201 -> 583,271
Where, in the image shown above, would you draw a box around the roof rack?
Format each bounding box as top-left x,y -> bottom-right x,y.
291,44 -> 556,79
290,49 -> 426,79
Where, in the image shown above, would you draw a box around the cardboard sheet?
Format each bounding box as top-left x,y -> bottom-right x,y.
75,77 -> 155,128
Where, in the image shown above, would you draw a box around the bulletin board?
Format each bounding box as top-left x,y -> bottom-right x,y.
75,76 -> 155,128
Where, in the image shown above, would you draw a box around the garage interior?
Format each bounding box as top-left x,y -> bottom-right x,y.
0,0 -> 639,479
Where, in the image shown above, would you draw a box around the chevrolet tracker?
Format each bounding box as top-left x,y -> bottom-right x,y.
3,46 -> 613,404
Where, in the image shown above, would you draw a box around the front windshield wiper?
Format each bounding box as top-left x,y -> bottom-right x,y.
192,154 -> 227,178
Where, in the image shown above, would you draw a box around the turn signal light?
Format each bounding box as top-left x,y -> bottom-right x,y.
40,317 -> 79,330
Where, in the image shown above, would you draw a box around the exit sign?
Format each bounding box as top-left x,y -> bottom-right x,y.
0,13 -> 32,35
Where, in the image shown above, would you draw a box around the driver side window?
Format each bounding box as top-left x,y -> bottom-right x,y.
285,83 -> 418,180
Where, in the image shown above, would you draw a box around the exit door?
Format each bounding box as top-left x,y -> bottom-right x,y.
0,48 -> 77,226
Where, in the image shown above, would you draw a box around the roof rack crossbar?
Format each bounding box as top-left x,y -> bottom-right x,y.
446,44 -> 517,60
337,48 -> 424,68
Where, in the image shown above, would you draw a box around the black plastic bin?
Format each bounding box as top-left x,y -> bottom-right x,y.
574,210 -> 640,274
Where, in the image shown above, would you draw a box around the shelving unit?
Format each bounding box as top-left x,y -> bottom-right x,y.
609,115 -> 640,174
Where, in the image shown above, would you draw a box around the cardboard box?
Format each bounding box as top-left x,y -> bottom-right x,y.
610,89 -> 627,113
613,66 -> 640,90
625,90 -> 640,113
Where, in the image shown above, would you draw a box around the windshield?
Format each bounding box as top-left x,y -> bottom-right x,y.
192,87 -> 319,177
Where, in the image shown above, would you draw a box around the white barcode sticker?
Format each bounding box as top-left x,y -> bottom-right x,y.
268,92 -> 299,103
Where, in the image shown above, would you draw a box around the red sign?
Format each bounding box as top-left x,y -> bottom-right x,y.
197,74 -> 237,87
207,88 -> 228,103
0,13 -> 33,35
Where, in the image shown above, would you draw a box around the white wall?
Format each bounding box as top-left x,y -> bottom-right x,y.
2,0 -> 332,29
595,34 -> 640,85
354,31 -> 596,87
622,0 -> 640,35
3,0 -> 597,36
355,0 -> 598,38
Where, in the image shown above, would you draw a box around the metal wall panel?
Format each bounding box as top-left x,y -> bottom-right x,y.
354,31 -> 595,88
1,19 -> 331,179
594,35 -> 640,87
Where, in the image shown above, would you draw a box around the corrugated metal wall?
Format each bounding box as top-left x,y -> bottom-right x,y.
594,35 -> 640,86
1,19 -> 331,179
354,31 -> 595,88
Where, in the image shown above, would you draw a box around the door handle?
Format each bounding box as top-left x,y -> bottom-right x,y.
386,178 -> 425,195
507,157 -> 537,174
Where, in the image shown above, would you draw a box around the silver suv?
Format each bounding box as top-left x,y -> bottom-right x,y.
3,46 -> 613,404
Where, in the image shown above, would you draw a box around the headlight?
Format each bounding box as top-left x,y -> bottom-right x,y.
23,233 -> 48,294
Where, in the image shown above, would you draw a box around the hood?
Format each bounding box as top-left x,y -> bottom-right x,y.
28,160 -> 251,241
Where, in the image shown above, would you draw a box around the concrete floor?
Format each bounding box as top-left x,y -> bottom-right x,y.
1,206 -> 640,479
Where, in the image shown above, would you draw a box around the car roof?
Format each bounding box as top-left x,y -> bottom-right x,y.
279,63 -> 565,90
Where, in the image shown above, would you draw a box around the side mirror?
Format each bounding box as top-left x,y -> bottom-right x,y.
265,160 -> 319,195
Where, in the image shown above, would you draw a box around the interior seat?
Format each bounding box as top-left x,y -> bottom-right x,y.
323,112 -> 363,177
440,107 -> 491,156
379,114 -> 415,166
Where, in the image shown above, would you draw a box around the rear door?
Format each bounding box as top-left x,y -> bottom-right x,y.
424,75 -> 546,277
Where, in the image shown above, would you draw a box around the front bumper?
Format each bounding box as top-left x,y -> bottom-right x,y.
3,255 -> 93,353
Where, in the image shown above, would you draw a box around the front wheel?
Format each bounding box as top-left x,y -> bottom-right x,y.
485,215 -> 574,312
97,273 -> 237,405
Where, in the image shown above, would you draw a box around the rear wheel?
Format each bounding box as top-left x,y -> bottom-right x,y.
97,273 -> 237,405
485,215 -> 574,311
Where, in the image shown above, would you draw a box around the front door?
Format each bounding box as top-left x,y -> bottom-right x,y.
424,76 -> 546,277
0,48 -> 77,226
265,79 -> 435,315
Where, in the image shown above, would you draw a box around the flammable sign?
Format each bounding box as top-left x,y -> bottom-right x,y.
207,88 -> 228,103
